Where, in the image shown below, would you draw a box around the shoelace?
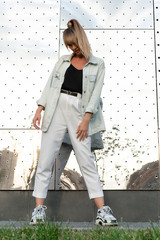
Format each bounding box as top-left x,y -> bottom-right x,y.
34,205 -> 47,214
39,205 -> 47,210
101,206 -> 113,215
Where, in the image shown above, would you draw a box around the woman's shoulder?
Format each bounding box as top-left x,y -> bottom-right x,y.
53,54 -> 71,68
89,54 -> 104,66
59,54 -> 72,61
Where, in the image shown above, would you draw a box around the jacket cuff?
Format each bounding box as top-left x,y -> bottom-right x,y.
36,99 -> 46,109
85,106 -> 97,115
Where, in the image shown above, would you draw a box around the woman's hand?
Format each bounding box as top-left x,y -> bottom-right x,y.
33,106 -> 44,130
76,112 -> 92,141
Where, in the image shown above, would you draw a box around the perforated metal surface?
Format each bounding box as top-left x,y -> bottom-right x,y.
154,0 -> 160,129
0,0 -> 159,190
61,0 -> 153,29
60,29 -> 158,189
0,0 -> 60,128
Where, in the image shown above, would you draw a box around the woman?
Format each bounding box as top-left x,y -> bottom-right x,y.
30,19 -> 118,226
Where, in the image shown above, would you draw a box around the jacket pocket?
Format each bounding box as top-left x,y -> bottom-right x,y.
88,75 -> 96,92
89,75 -> 96,82
51,71 -> 62,88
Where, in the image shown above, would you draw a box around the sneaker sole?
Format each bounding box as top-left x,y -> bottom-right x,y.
95,219 -> 118,226
29,220 -> 45,226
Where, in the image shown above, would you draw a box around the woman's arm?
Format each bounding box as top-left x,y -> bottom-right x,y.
76,60 -> 105,141
36,67 -> 55,109
85,60 -> 105,115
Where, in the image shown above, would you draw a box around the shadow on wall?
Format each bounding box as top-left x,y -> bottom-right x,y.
0,149 -> 18,189
127,161 -> 160,189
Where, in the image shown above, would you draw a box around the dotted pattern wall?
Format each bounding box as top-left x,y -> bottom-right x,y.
61,0 -> 153,29
0,0 -> 159,190
154,1 -> 160,134
0,0 -> 60,128
60,29 -> 158,189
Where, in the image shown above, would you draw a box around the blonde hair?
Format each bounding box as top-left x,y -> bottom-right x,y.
63,19 -> 91,60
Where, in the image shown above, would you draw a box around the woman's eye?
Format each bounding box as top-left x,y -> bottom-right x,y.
68,44 -> 72,47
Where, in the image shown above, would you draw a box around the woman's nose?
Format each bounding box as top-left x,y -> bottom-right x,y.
72,44 -> 77,50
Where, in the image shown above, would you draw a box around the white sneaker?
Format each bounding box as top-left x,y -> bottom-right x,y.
30,205 -> 47,225
95,206 -> 118,226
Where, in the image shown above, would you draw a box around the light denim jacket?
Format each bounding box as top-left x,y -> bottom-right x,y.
37,54 -> 106,135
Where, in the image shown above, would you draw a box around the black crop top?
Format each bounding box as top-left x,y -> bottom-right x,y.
61,64 -> 83,94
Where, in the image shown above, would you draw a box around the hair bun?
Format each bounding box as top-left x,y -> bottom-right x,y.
67,21 -> 73,28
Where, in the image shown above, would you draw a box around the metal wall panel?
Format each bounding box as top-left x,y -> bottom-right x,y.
61,0 -> 153,29
0,130 -> 41,189
154,0 -> 160,128
154,0 -> 160,189
0,0 -> 60,128
60,29 -> 159,189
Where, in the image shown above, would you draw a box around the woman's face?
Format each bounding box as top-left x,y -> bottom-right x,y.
68,44 -> 82,57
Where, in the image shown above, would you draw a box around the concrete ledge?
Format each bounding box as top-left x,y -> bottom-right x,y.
0,221 -> 160,229
0,190 -> 159,222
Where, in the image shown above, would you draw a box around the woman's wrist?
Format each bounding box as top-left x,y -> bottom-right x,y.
83,112 -> 92,122
36,105 -> 44,113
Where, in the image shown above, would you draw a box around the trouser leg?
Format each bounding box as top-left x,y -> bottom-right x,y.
69,130 -> 103,199
50,143 -> 73,190
32,98 -> 67,198
65,95 -> 104,199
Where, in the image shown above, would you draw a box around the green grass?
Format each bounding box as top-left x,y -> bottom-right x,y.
0,223 -> 160,240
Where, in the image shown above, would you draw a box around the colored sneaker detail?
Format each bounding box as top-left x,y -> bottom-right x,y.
95,205 -> 118,226
30,205 -> 47,225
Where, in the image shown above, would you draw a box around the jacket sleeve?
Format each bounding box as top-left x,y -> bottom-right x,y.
36,64 -> 57,109
85,60 -> 105,115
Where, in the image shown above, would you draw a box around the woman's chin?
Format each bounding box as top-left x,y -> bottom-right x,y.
75,52 -> 83,58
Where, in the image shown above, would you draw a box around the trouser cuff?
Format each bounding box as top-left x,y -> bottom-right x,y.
32,191 -> 47,199
89,191 -> 104,199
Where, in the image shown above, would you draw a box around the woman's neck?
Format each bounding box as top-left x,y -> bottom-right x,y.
71,54 -> 88,70
72,52 -> 84,59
